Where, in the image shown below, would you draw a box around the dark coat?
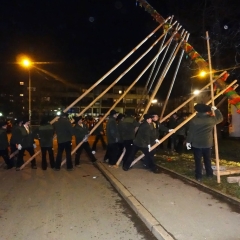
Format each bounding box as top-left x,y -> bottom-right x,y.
133,121 -> 151,148
10,125 -> 21,145
0,128 -> 9,150
53,117 -> 73,144
186,110 -> 223,148
15,126 -> 35,148
106,116 -> 119,144
34,124 -> 54,147
73,123 -> 89,144
119,116 -> 139,141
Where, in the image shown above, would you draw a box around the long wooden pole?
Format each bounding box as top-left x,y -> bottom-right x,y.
20,20 -> 170,170
76,21 -> 178,117
159,71 -> 227,123
130,79 -> 237,167
139,31 -> 187,121
160,34 -> 190,119
136,16 -> 174,113
206,31 -> 221,183
60,27 -> 182,166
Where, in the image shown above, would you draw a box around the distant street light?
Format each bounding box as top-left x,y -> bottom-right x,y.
151,99 -> 158,103
20,57 -> 32,123
193,89 -> 200,95
0,112 -> 3,117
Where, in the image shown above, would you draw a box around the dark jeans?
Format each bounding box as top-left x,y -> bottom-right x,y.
75,142 -> 97,165
192,147 -> 213,179
107,143 -> 119,165
41,147 -> 55,169
122,140 -> 133,167
124,144 -> 156,171
55,141 -> 73,170
92,134 -> 107,151
16,147 -> 36,168
0,149 -> 14,167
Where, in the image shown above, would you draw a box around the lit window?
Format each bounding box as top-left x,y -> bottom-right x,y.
20,82 -> 24,85
20,94 -> 24,96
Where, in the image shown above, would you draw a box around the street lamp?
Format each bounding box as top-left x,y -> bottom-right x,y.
21,58 -> 32,123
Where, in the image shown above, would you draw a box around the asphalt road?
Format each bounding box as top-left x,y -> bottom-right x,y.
0,136 -> 157,240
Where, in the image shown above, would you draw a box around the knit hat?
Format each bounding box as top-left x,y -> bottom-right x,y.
143,114 -> 152,120
109,109 -> 118,115
194,103 -> 211,113
22,116 -> 30,124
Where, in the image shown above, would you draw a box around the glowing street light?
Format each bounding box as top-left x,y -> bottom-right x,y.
151,99 -> 158,104
20,57 -> 32,123
193,89 -> 200,95
199,70 -> 207,77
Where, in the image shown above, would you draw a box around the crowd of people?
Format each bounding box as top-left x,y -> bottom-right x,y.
0,103 -> 223,181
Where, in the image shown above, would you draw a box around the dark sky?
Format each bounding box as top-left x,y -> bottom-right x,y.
1,0 -> 239,96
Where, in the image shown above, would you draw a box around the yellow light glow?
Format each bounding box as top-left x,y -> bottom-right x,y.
22,59 -> 32,67
193,90 -> 200,95
151,99 -> 157,103
199,70 -> 207,77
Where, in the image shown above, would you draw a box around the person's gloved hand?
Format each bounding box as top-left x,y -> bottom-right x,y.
17,144 -> 22,150
169,129 -> 174,132
211,106 -> 217,111
33,143 -> 37,149
186,143 -> 191,150
148,144 -> 151,152
155,139 -> 160,143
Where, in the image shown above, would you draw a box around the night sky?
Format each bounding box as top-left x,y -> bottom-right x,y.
0,0 -> 239,97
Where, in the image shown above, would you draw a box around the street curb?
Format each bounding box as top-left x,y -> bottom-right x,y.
97,162 -> 174,240
157,164 -> 240,207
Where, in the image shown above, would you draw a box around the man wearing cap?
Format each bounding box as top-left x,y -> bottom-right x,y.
186,103 -> 223,181
73,116 -> 97,166
34,116 -> 55,170
0,120 -> 14,169
123,114 -> 160,173
106,109 -> 119,166
119,110 -> 139,169
53,112 -> 74,171
15,117 -> 37,170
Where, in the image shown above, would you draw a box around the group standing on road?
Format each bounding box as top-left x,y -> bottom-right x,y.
0,104 -> 223,180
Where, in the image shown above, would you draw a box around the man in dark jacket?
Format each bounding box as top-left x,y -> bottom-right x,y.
106,109 -> 119,166
15,117 -> 37,170
119,111 -> 139,168
9,118 -> 23,164
73,116 -> 97,166
91,115 -> 107,152
0,121 -> 14,169
186,104 -> 223,181
34,116 -> 55,170
53,112 -> 73,171
123,114 -> 160,173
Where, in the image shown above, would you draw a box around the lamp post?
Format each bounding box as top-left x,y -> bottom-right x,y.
22,59 -> 32,123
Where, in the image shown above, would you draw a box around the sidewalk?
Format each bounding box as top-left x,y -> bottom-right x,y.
95,150 -> 240,240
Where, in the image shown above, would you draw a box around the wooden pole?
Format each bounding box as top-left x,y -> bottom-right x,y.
136,16 -> 174,113
139,31 -> 187,122
76,22 -> 178,117
160,33 -> 190,119
60,27 -> 182,166
20,20 -> 170,170
159,71 -> 227,123
130,79 -> 237,167
206,31 -> 221,183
